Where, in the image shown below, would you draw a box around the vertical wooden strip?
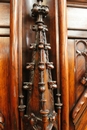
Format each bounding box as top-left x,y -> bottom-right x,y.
55,0 -> 60,90
18,0 -> 25,130
54,0 -> 62,130
18,0 -> 22,96
68,39 -> 75,130
58,0 -> 69,130
10,0 -> 19,130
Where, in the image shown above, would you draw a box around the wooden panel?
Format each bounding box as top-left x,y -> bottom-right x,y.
75,40 -> 86,100
67,0 -> 87,3
0,3 -> 10,27
68,30 -> 87,39
67,7 -> 87,30
0,37 -> 11,130
0,28 -> 10,36
68,39 -> 75,130
76,107 -> 87,130
68,39 -> 87,130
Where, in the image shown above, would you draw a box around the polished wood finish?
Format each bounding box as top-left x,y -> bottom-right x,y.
1,0 -> 87,130
18,0 -> 25,130
10,0 -> 19,129
0,37 -> 10,130
67,1 -> 87,130
0,3 -> 10,27
68,39 -> 75,130
58,0 -> 69,130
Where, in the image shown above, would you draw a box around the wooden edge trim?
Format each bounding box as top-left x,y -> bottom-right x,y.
67,3 -> 87,8
58,0 -> 69,130
72,89 -> 87,125
10,0 -> 19,129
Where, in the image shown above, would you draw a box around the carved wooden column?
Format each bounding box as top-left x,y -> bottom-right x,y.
22,0 -> 62,130
58,0 -> 69,130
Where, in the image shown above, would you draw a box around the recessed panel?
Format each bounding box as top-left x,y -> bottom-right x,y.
67,7 -> 87,30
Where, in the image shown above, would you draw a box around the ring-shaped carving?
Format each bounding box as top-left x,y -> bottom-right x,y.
75,40 -> 87,52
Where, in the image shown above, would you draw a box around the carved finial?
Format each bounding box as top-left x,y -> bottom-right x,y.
37,0 -> 43,5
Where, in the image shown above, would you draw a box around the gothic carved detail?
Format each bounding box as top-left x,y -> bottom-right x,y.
72,89 -> 87,125
21,0 -> 62,130
72,40 -> 87,125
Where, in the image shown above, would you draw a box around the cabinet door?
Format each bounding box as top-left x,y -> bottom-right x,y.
67,2 -> 87,130
0,2 -> 11,130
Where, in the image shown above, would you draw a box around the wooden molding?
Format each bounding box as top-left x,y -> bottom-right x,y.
58,0 -> 69,130
0,0 -> 10,2
72,89 -> 87,125
67,0 -> 87,3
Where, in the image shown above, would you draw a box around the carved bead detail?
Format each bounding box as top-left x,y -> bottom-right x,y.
23,82 -> 33,90
32,4 -> 49,17
26,63 -> 34,70
18,95 -> 26,111
49,111 -> 56,122
40,109 -> 49,115
38,82 -> 45,92
32,25 -> 37,31
46,62 -> 54,69
24,113 -> 42,129
55,94 -> 63,108
38,44 -> 44,49
48,81 -> 57,89
38,62 -> 45,71
81,77 -> 87,85
45,44 -> 51,50
30,43 -> 36,50
18,105 -> 26,112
